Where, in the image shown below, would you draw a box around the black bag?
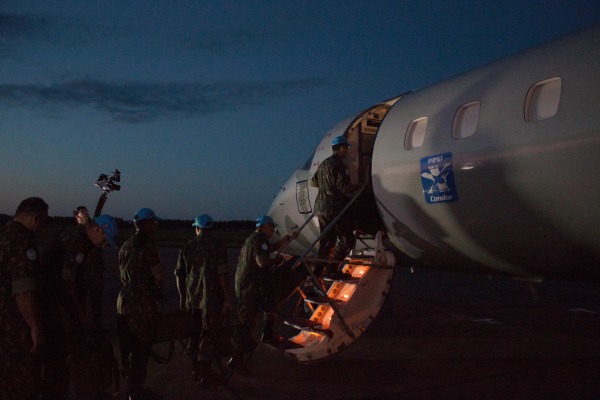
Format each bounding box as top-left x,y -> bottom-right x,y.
151,307 -> 195,364
153,309 -> 194,343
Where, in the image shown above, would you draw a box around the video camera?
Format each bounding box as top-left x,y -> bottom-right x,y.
95,169 -> 121,193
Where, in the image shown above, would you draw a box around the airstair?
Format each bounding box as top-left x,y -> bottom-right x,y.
278,185 -> 396,363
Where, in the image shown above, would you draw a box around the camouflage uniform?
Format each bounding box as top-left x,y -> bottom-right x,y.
175,231 -> 228,378
80,247 -> 104,326
233,230 -> 276,351
43,224 -> 97,335
311,152 -> 357,265
0,221 -> 41,400
38,224 -> 101,398
116,230 -> 162,392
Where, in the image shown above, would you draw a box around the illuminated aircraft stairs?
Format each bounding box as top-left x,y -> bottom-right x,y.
282,231 -> 395,363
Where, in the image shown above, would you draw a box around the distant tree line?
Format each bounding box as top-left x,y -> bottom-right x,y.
0,214 -> 10,227
0,213 -> 254,230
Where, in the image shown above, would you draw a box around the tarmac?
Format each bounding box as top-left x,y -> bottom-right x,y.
99,246 -> 600,400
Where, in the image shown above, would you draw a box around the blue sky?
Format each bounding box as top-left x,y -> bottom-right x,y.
1,1 -> 600,221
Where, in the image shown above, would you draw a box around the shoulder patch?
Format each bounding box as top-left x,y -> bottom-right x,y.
75,253 -> 85,264
26,249 -> 37,261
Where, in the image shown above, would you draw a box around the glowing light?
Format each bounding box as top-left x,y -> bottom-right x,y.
330,282 -> 358,303
345,262 -> 370,278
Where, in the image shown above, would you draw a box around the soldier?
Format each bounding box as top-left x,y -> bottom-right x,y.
175,214 -> 233,386
310,135 -> 359,278
40,214 -> 117,398
229,216 -> 297,370
43,214 -> 117,333
117,208 -> 163,400
73,205 -> 106,329
0,197 -> 48,400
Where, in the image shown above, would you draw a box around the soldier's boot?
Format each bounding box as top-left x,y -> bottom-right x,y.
191,359 -> 199,379
323,250 -> 353,281
197,359 -> 214,388
261,319 -> 284,345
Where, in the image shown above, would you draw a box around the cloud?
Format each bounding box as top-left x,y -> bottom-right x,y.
0,13 -> 51,40
0,78 -> 329,123
0,12 -> 113,62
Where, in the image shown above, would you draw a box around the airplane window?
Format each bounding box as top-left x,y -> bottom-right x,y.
524,77 -> 562,123
453,101 -> 480,140
405,117 -> 428,150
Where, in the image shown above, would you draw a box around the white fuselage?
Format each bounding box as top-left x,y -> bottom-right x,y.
268,23 -> 600,282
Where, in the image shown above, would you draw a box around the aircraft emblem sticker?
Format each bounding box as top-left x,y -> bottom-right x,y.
420,152 -> 458,204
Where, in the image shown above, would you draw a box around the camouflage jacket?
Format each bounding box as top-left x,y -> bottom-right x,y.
42,225 -> 96,290
175,231 -> 228,310
311,153 -> 356,218
0,221 -> 39,353
234,230 -> 273,297
116,230 -> 162,317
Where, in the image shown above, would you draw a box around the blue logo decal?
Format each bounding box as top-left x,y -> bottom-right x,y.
420,152 -> 458,204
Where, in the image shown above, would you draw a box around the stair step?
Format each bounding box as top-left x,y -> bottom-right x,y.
284,318 -> 334,338
322,274 -> 361,283
284,317 -> 321,330
304,295 -> 342,305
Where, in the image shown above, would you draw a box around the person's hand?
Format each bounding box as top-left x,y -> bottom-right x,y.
30,327 -> 45,354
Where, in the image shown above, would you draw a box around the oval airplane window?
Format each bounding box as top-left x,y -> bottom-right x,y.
524,77 -> 561,123
453,101 -> 480,140
405,117 -> 428,150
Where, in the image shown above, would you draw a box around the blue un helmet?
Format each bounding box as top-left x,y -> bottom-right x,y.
133,208 -> 161,222
94,214 -> 118,248
255,215 -> 275,227
192,214 -> 213,229
331,135 -> 351,147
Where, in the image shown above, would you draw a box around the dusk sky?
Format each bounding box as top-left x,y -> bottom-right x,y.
2,1 -> 600,221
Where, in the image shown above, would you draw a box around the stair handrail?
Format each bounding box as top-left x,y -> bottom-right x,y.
288,182 -> 367,275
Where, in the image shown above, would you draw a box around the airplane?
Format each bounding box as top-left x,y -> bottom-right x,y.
264,23 -> 600,363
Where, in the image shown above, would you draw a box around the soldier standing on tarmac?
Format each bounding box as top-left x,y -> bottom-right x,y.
0,197 -> 48,400
40,213 -> 117,398
117,208 -> 163,400
175,214 -> 233,386
42,213 -> 117,335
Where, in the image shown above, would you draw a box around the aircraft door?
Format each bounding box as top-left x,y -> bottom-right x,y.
343,99 -> 401,234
